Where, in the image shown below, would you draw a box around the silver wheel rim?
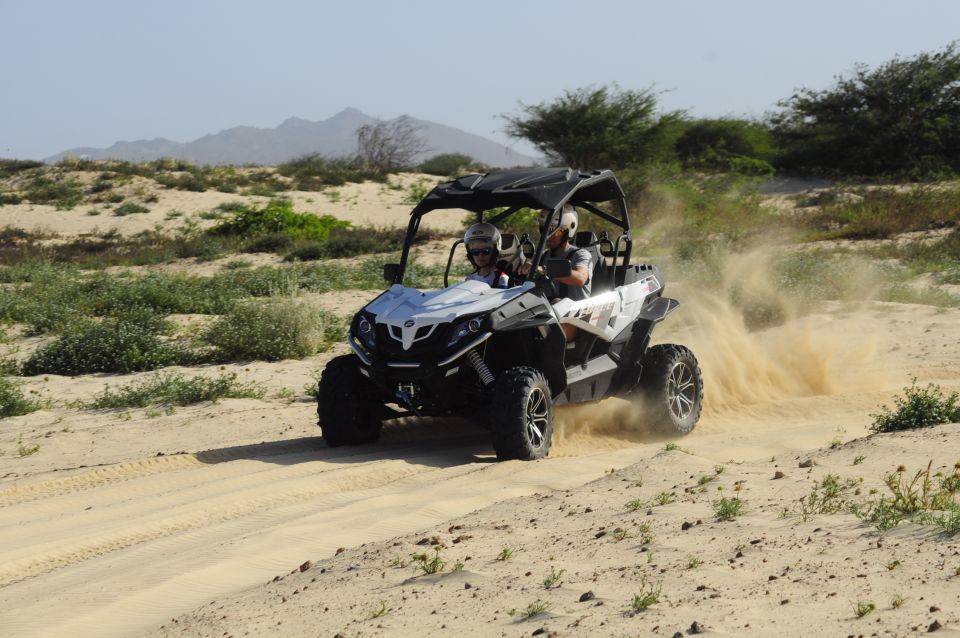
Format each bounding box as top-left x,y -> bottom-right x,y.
667,362 -> 697,421
525,387 -> 548,449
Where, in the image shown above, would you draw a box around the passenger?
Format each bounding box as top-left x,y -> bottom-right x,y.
517,204 -> 592,340
463,222 -> 509,289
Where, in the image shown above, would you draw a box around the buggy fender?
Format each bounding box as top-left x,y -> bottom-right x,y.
607,296 -> 679,394
637,296 -> 679,323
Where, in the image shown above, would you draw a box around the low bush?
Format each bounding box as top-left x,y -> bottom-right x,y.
112,202 -> 150,216
242,233 -> 295,254
868,228 -> 960,279
713,496 -> 745,520
854,461 -> 960,533
804,186 -> 960,240
419,153 -> 480,176
282,226 -> 432,261
0,377 -> 43,417
0,159 -> 44,179
0,226 -> 238,270
25,176 -> 84,210
87,372 -> 264,409
1,258 -> 451,338
283,241 -> 326,262
21,310 -> 192,375
210,198 -> 351,240
277,153 -> 385,190
202,300 -> 346,362
870,379 -> 960,433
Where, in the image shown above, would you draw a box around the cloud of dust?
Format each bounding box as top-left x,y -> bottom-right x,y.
553,230 -> 892,452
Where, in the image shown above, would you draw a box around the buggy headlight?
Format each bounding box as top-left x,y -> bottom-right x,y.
357,316 -> 376,350
447,316 -> 484,347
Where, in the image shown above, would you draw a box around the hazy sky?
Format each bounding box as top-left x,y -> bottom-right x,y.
2,0 -> 958,160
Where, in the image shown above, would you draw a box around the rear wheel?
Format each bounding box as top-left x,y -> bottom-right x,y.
490,366 -> 554,461
636,344 -> 703,436
317,355 -> 383,447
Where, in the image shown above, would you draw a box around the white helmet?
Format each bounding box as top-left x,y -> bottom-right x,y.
464,222 -> 502,251
539,204 -> 578,241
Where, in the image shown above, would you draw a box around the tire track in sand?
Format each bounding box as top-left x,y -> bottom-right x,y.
0,452 -> 482,588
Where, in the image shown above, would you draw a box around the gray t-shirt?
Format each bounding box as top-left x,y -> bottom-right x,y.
555,245 -> 592,301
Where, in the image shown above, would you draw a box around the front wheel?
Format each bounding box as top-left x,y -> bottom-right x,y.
317,355 -> 383,447
636,344 -> 703,436
490,367 -> 554,461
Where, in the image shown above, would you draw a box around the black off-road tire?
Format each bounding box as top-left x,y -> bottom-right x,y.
490,366 -> 554,461
636,344 -> 703,436
317,355 -> 383,447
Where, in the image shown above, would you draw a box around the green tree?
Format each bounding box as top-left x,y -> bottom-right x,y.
771,42 -> 960,179
504,85 -> 682,169
674,119 -> 775,176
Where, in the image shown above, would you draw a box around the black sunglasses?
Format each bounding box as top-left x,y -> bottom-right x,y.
468,247 -> 493,256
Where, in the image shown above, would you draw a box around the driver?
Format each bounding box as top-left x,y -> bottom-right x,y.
464,222 -> 510,289
518,204 -> 591,298
517,204 -> 592,340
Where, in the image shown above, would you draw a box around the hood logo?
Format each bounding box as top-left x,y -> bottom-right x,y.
403,319 -> 415,328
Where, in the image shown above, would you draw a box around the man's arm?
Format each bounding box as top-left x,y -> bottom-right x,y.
553,266 -> 589,287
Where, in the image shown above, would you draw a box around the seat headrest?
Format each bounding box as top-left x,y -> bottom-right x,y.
575,231 -> 598,248
499,233 -> 520,255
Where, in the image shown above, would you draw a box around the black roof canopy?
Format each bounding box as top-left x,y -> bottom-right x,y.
412,167 -> 626,215
391,167 -> 633,285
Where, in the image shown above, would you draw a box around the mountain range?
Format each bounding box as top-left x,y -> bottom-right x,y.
46,108 -> 539,167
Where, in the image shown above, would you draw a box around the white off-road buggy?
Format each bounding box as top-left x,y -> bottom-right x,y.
317,168 -> 703,460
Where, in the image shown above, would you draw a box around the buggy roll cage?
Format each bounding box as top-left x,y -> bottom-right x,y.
388,167 -> 634,286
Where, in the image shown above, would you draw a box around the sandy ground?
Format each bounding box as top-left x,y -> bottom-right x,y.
1,179 -> 959,636
1,298 -> 958,637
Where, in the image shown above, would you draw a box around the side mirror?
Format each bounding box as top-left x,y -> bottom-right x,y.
383,263 -> 400,283
545,258 -> 572,279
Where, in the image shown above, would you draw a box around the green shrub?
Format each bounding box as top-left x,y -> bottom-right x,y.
25,176 -> 83,210
202,300 -> 346,362
0,192 -> 23,205
0,159 -> 44,179
805,186 -> 960,240
242,232 -> 295,254
713,496 -> 746,520
87,372 -> 264,408
282,226 -> 427,261
22,310 -> 192,375
854,462 -> 960,533
419,153 -> 478,176
277,154 -> 385,190
155,172 -> 208,192
0,377 -> 43,417
210,198 -> 351,240
112,202 -> 150,216
674,118 -> 775,174
283,241 -> 326,262
870,379 -> 960,433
